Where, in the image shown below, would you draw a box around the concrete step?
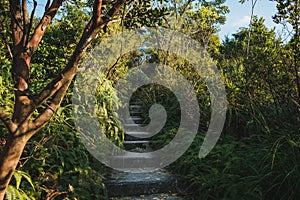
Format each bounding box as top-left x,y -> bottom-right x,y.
110,194 -> 185,200
129,101 -> 142,105
109,152 -> 156,169
123,123 -> 146,131
124,123 -> 146,127
124,140 -> 151,150
129,105 -> 143,111
130,110 -> 142,114
128,117 -> 143,121
126,117 -> 144,124
104,102 -> 184,199
125,131 -> 153,141
104,170 -> 181,198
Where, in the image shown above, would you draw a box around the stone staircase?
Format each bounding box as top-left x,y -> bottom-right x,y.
104,102 -> 185,199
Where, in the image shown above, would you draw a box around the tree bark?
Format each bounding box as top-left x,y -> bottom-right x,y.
0,134 -> 30,199
0,0 -> 125,199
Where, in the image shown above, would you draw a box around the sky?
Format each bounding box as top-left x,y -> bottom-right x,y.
219,0 -> 280,40
33,0 -> 281,40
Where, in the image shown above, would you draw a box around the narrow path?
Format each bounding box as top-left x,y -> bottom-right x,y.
104,102 -> 185,199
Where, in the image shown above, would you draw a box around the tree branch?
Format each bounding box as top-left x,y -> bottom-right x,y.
21,0 -> 29,47
10,0 -> 23,47
30,80 -> 72,136
27,0 -> 63,55
104,0 -> 126,23
93,0 -> 103,24
26,0 -> 37,46
33,0 -> 126,110
0,108 -> 16,133
0,28 -> 13,60
45,0 -> 51,12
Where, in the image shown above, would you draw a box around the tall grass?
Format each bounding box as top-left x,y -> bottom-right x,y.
165,127 -> 300,199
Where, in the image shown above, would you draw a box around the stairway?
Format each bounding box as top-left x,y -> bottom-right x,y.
104,102 -> 185,199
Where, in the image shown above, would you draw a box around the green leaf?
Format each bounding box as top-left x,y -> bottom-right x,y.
13,171 -> 22,190
13,170 -> 35,191
6,185 -> 32,200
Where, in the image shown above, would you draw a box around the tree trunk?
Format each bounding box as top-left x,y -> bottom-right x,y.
0,134 -> 29,200
0,1 -> 125,199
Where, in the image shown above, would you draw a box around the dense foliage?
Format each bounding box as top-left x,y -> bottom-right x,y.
0,0 -> 299,199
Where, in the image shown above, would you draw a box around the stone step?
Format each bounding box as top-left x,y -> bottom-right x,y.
123,123 -> 146,131
130,110 -> 142,113
104,170 -> 181,198
124,140 -> 151,149
125,131 -> 153,141
110,194 -> 185,200
129,105 -> 143,111
126,117 -> 144,124
128,117 -> 143,121
129,101 -> 141,105
124,123 -> 145,127
109,152 -> 157,169
104,103 -> 184,199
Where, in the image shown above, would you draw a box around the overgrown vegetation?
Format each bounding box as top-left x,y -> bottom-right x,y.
0,0 -> 299,199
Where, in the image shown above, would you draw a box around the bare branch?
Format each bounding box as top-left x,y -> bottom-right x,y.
45,0 -> 51,12
27,0 -> 63,54
0,29 -> 13,59
291,98 -> 300,109
26,0 -> 37,46
93,0 -> 103,24
0,108 -> 16,133
6,43 -> 13,59
21,0 -> 29,27
21,0 -> 29,47
10,0 -> 23,47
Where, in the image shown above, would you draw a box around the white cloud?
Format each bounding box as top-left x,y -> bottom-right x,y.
232,16 -> 251,27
